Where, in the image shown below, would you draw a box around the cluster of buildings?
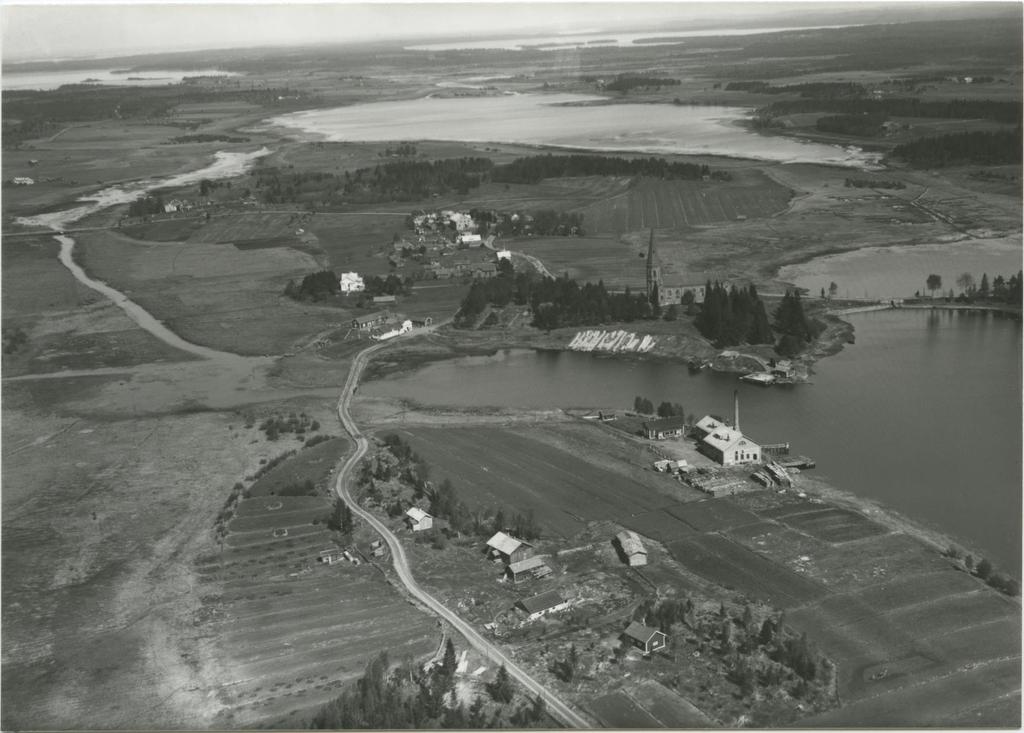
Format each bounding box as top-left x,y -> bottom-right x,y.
642,394 -> 763,468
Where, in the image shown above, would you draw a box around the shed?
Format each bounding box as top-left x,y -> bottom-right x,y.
642,416 -> 688,440
373,294 -> 397,304
517,590 -> 569,621
505,555 -> 551,583
623,621 -> 667,654
615,530 -> 648,567
486,531 -> 534,565
405,507 -> 433,531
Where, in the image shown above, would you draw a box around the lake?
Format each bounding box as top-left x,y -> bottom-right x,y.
778,235 -> 1023,300
363,309 -> 1022,574
2,68 -> 238,91
266,93 -> 881,167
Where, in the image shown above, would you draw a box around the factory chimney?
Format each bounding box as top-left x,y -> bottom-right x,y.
734,390 -> 740,433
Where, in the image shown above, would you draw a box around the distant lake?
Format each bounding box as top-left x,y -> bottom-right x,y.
405,24 -> 858,51
2,68 -> 238,91
779,235 -> 1023,299
267,93 -> 881,167
364,309 -> 1022,574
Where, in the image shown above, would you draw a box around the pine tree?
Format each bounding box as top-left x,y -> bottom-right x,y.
488,664 -> 514,704
440,638 -> 457,682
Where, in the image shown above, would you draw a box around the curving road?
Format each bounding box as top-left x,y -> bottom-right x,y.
332,334 -> 591,729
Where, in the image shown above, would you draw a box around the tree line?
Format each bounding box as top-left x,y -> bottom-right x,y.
633,396 -> 686,418
490,153 -> 718,185
694,282 -> 774,348
726,81 -> 866,98
283,270 -> 413,303
758,97 -> 1022,124
888,127 -> 1022,167
603,75 -> 681,93
815,113 -> 887,137
309,649 -> 550,729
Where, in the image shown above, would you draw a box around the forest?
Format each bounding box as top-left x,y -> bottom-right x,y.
758,97 -> 1022,124
491,154 -> 721,185
602,74 -> 681,93
693,283 -> 774,348
888,127 -> 1022,167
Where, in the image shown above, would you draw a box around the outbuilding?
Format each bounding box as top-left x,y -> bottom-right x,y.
642,416 -> 688,440
623,621 -> 667,654
405,507 -> 433,531
486,531 -> 534,565
517,590 -> 569,621
615,530 -> 648,566
506,555 -> 551,583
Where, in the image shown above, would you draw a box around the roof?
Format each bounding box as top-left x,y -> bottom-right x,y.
695,415 -> 724,434
354,311 -> 388,324
616,530 -> 646,557
623,621 -> 664,644
508,556 -> 547,574
702,427 -> 759,453
405,507 -> 431,522
486,531 -> 530,555
519,590 -> 566,615
643,416 -> 688,432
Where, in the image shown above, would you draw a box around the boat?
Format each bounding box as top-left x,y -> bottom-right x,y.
740,372 -> 776,386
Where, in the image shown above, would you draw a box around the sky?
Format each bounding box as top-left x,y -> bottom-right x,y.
0,1 -> 1013,64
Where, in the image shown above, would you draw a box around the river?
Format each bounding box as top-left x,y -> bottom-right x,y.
363,309 -> 1023,574
265,93 -> 881,168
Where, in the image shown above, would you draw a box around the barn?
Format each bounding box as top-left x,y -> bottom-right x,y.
486,531 -> 534,565
405,507 -> 433,531
623,621 -> 667,654
615,530 -> 648,566
505,555 -> 551,583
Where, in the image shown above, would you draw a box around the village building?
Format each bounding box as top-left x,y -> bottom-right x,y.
352,311 -> 390,330
473,262 -> 498,278
615,530 -> 648,566
699,424 -> 762,467
505,555 -> 552,583
459,233 -> 482,246
411,317 -> 433,327
11,177 -> 35,186
646,229 -> 707,307
405,507 -> 433,531
372,294 -> 397,304
369,538 -> 386,557
623,621 -> 668,654
486,531 -> 534,565
642,416 -> 688,440
318,548 -> 345,565
339,272 -> 365,293
495,249 -> 512,261
517,590 -> 570,621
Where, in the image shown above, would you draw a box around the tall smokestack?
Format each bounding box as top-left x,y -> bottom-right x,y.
734,390 -> 740,433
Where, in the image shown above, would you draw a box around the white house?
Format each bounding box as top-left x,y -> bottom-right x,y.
517,590 -> 569,621
459,233 -> 482,246
373,320 -> 413,341
405,507 -> 433,531
11,177 -> 34,186
495,249 -> 512,261
339,272 -> 365,293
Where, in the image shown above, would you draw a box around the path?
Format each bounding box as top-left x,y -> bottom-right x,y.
332,333 -> 591,729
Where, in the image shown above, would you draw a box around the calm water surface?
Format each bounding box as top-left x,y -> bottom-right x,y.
2,68 -> 238,91
268,94 -> 880,167
365,310 -> 1022,573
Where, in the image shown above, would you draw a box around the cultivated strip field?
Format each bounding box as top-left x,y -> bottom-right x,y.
578,174 -> 793,233
188,212 -> 304,244
195,495 -> 438,726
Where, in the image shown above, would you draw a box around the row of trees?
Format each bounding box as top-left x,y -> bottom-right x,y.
603,75 -> 681,93
694,282 -> 774,348
283,270 -> 414,303
490,153 -> 715,185
127,195 -> 166,218
633,396 -> 685,417
940,270 -> 1024,303
889,127 -> 1022,167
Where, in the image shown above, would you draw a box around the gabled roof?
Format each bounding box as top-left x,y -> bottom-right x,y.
508,556 -> 547,574
519,590 -> 566,614
695,415 -> 724,434
623,621 -> 665,644
702,427 -> 759,453
643,416 -> 688,432
354,311 -> 388,324
406,507 -> 431,522
486,531 -> 530,555
616,530 -> 646,557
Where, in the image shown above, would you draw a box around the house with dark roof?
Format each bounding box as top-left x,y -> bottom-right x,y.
517,590 -> 569,621
623,621 -> 667,654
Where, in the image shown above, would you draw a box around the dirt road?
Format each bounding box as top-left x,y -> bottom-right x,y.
332,332 -> 592,728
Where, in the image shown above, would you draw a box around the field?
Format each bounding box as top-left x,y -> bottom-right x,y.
196,494 -> 438,727
246,436 -> 348,497
578,172 -> 794,233
393,423 -> 703,538
513,235 -> 648,288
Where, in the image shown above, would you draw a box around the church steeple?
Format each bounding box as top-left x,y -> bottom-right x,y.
646,228 -> 660,299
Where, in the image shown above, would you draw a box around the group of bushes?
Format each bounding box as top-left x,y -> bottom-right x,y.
633,396 -> 686,419
943,546 -> 1019,596
258,412 -> 320,440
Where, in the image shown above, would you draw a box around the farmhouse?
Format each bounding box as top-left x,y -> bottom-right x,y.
623,621 -> 667,654
405,507 -> 433,531
495,249 -> 512,261
459,233 -> 482,246
643,416 -> 688,440
506,555 -> 552,583
11,177 -> 34,186
352,311 -> 389,330
318,548 -> 345,565
486,531 -> 534,565
615,530 -> 648,566
339,272 -> 365,293
517,590 -> 570,621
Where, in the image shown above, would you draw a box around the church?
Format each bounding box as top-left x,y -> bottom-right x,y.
645,230 -> 707,307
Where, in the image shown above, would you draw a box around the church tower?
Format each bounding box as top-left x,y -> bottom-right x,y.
645,228 -> 661,300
